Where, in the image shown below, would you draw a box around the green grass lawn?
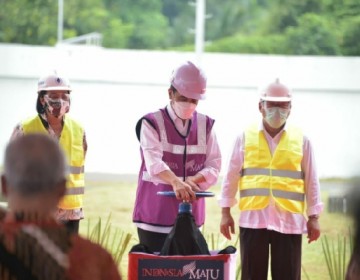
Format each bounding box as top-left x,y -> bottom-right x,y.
80,179 -> 353,280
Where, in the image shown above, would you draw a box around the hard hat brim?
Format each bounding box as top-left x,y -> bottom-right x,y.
260,96 -> 291,102
37,86 -> 71,93
181,91 -> 206,100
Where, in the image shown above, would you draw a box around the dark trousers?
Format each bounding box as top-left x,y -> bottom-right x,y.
63,220 -> 80,234
240,227 -> 302,280
137,228 -> 168,253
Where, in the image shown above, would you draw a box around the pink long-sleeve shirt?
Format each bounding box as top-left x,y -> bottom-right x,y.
218,122 -> 323,234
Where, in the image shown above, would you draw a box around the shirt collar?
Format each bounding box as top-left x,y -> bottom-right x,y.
259,120 -> 288,142
166,103 -> 177,121
259,120 -> 288,132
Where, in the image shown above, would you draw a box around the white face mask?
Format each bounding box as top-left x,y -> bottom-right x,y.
173,101 -> 197,120
264,107 -> 289,128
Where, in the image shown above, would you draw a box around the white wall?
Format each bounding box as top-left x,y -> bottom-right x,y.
1,43 -> 360,92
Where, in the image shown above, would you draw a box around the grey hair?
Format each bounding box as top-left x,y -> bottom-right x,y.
2,133 -> 68,196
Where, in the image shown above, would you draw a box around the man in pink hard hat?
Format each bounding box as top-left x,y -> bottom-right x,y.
133,61 -> 221,252
219,79 -> 323,280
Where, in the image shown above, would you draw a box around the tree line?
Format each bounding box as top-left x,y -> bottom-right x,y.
0,0 -> 359,56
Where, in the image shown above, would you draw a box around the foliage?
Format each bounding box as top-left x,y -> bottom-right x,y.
340,16 -> 360,56
111,0 -> 170,49
206,0 -> 248,40
284,13 -> 340,55
321,230 -> 352,280
86,213 -> 133,269
263,0 -> 324,34
126,13 -> 169,49
206,33 -> 287,54
166,5 -> 196,47
1,0 -> 359,55
0,0 -> 58,45
0,0 -> 132,48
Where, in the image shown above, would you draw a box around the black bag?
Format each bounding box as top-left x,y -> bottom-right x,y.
160,208 -> 210,256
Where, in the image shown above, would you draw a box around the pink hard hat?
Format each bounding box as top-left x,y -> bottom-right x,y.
170,61 -> 207,100
37,70 -> 71,93
260,78 -> 292,102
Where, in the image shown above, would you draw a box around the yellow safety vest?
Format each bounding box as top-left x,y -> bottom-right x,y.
22,115 -> 85,210
239,124 -> 305,213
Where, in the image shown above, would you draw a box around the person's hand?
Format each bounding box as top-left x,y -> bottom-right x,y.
220,209 -> 235,240
184,176 -> 201,192
171,178 -> 196,202
307,216 -> 320,243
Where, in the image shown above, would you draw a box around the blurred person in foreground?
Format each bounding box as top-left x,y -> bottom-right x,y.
0,133 -> 121,280
219,79 -> 323,280
10,70 -> 87,234
133,61 -> 221,252
346,182 -> 360,280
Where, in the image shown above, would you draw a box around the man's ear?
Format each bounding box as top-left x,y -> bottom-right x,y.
1,175 -> 8,197
168,88 -> 173,100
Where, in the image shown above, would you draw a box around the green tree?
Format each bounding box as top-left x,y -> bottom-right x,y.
0,0 -> 58,45
0,0 -> 358,55
284,13 -> 340,55
0,0 -> 132,48
109,0 -> 169,49
206,0 -> 268,40
323,0 -> 360,18
341,16 -> 360,56
263,0 -> 324,34
206,33 -> 286,54
162,0 -> 194,47
64,0 -> 132,48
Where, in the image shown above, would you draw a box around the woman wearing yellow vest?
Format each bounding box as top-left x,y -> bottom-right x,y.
10,70 -> 87,234
219,79 -> 323,280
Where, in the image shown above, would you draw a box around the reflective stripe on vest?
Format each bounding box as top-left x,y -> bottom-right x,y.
239,124 -> 305,213
240,188 -> 305,202
65,187 -> 85,195
153,111 -> 207,154
21,115 -> 85,210
241,168 -> 304,180
69,165 -> 84,174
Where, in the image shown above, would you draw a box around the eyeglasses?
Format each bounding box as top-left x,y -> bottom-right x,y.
263,101 -> 291,109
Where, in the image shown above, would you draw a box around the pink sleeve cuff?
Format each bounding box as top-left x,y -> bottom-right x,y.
217,197 -> 238,208
306,203 -> 324,216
